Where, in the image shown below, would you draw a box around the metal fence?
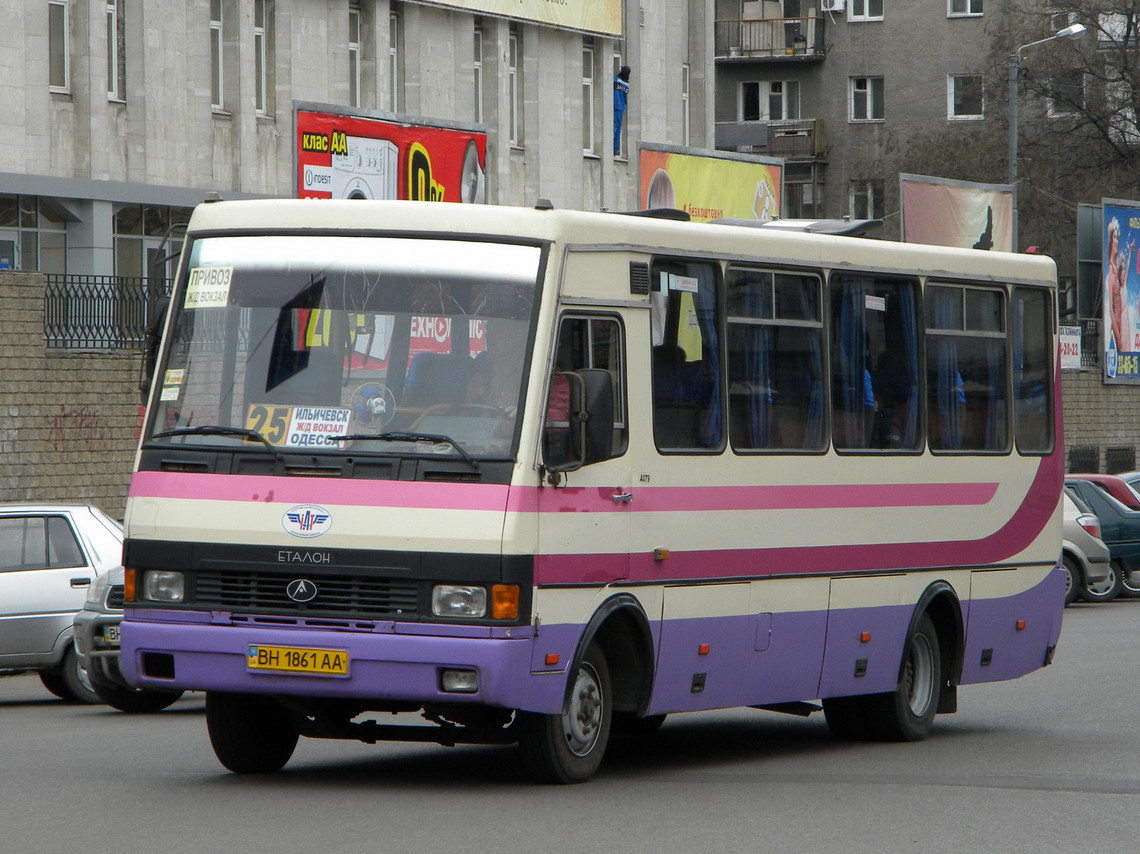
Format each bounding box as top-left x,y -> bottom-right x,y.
43,275 -> 170,350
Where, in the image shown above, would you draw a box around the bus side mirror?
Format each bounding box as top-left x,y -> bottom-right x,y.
138,296 -> 170,404
543,369 -> 614,476
574,368 -> 614,465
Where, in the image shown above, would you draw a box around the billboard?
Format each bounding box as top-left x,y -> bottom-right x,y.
295,105 -> 486,204
1102,198 -> 1140,383
899,174 -> 1013,252
415,0 -> 621,36
638,145 -> 782,223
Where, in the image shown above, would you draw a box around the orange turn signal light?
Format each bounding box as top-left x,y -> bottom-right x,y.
698,643 -> 711,656
545,653 -> 560,666
1015,619 -> 1026,631
491,584 -> 520,620
860,632 -> 872,643
124,567 -> 137,603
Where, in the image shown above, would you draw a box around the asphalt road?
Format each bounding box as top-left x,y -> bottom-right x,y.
3,600 -> 1138,854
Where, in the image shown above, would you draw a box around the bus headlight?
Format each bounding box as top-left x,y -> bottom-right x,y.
143,570 -> 185,603
432,585 -> 486,618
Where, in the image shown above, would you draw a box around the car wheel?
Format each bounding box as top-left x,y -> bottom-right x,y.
1062,555 -> 1082,607
517,642 -> 612,783
206,692 -> 298,774
1119,563 -> 1140,599
1080,561 -> 1123,603
59,646 -> 103,704
39,670 -> 68,700
93,680 -> 183,713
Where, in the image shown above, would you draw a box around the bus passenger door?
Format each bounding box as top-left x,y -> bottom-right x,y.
535,314 -> 632,589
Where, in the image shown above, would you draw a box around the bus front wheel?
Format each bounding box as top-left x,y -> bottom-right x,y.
206,692 -> 298,774
517,642 -> 612,783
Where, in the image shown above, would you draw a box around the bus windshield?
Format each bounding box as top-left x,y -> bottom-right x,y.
148,234 -> 542,459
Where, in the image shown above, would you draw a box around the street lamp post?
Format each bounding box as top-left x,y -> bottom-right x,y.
1007,23 -> 1087,248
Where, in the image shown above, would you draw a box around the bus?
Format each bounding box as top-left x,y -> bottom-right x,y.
120,199 -> 1063,783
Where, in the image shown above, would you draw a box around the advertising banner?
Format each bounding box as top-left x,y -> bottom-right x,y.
899,174 -> 1013,252
416,0 -> 621,36
639,146 -> 782,223
1102,198 -> 1140,383
296,107 -> 486,203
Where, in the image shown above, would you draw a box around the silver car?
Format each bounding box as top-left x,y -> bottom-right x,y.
0,504 -> 123,702
73,567 -> 184,712
1062,489 -> 1112,606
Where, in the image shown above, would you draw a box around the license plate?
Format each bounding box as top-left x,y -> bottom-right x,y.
102,625 -> 120,645
246,644 -> 349,676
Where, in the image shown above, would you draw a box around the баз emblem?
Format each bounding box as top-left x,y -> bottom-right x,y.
286,578 -> 318,603
282,505 -> 332,538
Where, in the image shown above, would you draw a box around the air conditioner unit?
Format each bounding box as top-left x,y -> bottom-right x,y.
821,0 -> 845,11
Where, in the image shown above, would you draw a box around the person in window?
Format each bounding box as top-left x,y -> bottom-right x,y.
613,66 -> 631,155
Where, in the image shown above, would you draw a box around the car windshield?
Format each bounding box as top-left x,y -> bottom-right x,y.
148,235 -> 541,460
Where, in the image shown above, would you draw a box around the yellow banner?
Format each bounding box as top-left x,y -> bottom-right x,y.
419,1 -> 622,36
639,149 -> 782,223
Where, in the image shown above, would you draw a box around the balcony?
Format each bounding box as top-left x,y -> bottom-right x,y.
715,119 -> 827,162
715,17 -> 826,61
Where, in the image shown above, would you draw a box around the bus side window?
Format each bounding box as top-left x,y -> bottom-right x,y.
543,315 -> 626,467
650,261 -> 723,451
1012,287 -> 1052,453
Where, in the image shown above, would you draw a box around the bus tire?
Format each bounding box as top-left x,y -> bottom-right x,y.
867,613 -> 941,742
206,692 -> 298,774
517,642 -> 612,784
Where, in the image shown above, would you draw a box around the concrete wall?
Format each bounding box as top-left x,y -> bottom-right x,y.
0,272 -> 140,519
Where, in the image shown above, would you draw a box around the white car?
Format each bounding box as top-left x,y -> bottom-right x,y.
0,504 -> 123,702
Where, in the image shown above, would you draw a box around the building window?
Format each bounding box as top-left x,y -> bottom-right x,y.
348,2 -> 361,109
106,1 -> 124,100
849,0 -> 884,22
49,0 -> 70,93
210,0 -> 224,110
473,25 -> 484,124
509,27 -> 521,145
113,205 -> 193,282
1098,13 -> 1140,46
582,44 -> 596,155
948,74 -> 984,120
948,0 -> 982,16
850,77 -> 884,121
681,63 -> 690,148
1048,69 -> 1084,117
742,80 -> 800,121
253,0 -> 272,115
0,195 -> 68,273
390,9 -> 402,113
1106,80 -> 1140,144
850,179 -> 884,219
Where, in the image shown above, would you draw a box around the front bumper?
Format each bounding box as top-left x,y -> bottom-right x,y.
120,614 -> 565,714
73,607 -> 129,688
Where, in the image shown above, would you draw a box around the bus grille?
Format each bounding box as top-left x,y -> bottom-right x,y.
193,571 -> 420,618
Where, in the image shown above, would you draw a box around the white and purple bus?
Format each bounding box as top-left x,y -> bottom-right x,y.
120,199 -> 1063,782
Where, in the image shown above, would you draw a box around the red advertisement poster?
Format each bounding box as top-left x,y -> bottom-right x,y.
296,109 -> 487,203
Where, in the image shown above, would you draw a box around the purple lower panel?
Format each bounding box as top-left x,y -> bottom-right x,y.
119,618 -> 566,714
646,610 -> 829,714
817,603 -> 913,699
959,567 -> 1064,685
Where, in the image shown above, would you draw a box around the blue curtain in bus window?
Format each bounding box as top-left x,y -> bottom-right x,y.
693,265 -> 722,447
983,339 -> 1005,449
741,325 -> 771,447
930,289 -> 962,450
897,285 -> 919,448
835,281 -> 868,447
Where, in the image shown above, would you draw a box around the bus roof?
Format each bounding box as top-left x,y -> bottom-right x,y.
185,199 -> 1058,287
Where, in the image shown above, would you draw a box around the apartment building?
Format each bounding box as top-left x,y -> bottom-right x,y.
1,1 -> 714,279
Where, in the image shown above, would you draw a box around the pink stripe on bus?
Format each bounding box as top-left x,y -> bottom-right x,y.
128,471 -> 511,512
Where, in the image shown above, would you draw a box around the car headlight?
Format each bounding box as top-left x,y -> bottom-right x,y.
143,570 -> 185,603
432,585 -> 486,618
85,573 -> 112,607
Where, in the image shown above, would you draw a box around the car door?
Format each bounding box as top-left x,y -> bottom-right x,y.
0,513 -> 95,660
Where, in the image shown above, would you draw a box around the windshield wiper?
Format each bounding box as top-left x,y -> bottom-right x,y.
151,425 -> 284,462
335,431 -> 479,471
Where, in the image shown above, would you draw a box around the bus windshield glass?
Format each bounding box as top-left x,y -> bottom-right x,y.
148,234 -> 542,459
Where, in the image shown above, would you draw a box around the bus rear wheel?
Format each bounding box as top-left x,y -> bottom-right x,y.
823,613 -> 941,743
206,692 -> 298,774
517,642 -> 612,784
